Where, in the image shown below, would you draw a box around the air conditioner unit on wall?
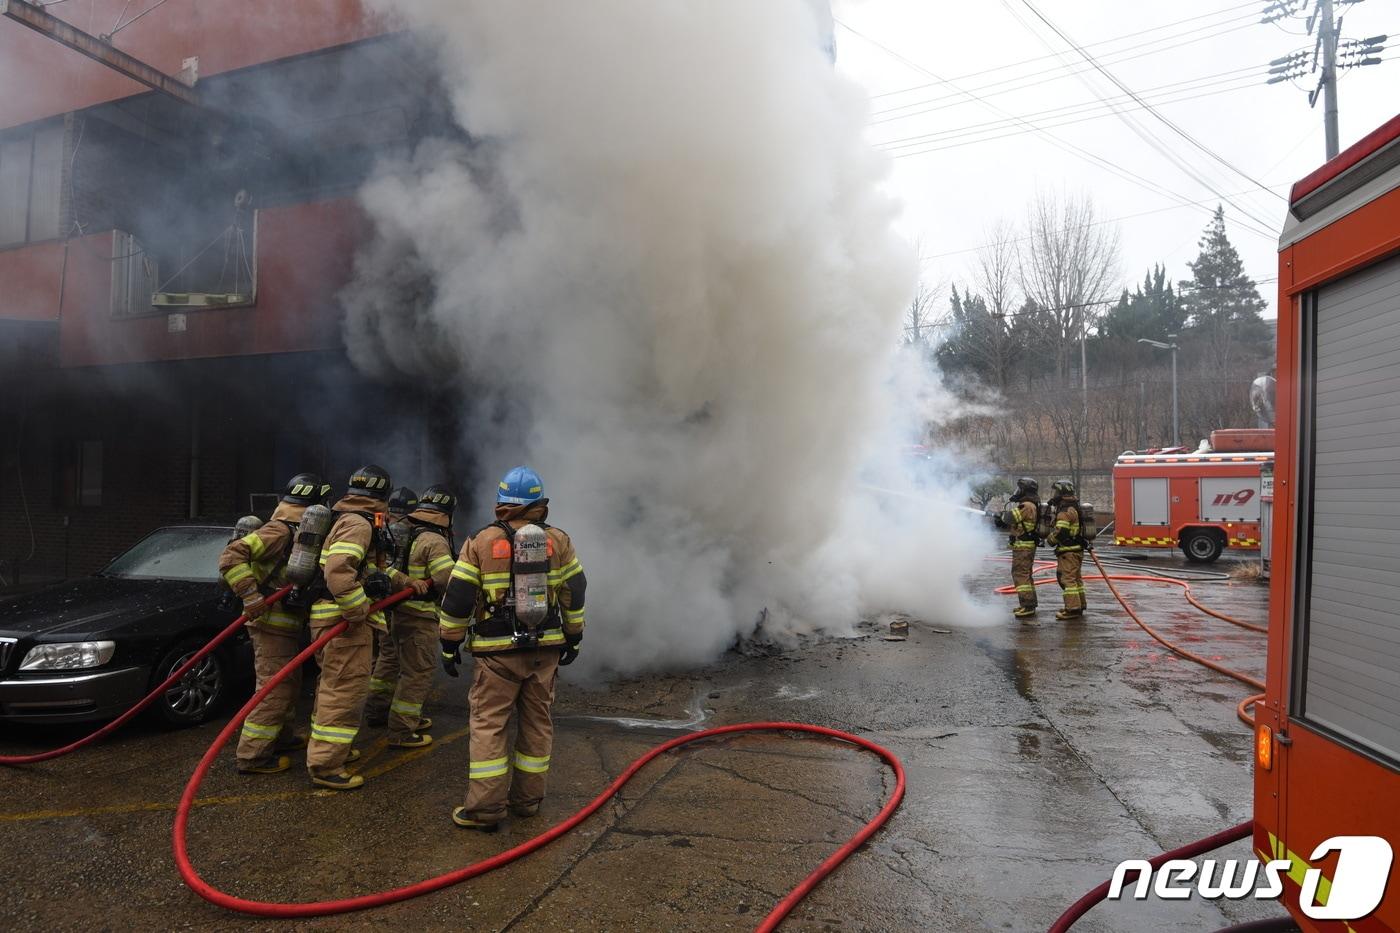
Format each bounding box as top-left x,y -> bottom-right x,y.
110,230 -> 158,319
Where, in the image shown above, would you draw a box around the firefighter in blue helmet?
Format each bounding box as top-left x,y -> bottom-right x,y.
438,466 -> 587,830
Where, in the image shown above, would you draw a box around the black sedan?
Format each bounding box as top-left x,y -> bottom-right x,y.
0,525 -> 251,726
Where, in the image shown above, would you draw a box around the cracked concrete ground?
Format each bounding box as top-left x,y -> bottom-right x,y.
0,543 -> 1283,931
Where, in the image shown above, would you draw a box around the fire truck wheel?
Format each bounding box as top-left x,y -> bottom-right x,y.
1180,529 -> 1224,564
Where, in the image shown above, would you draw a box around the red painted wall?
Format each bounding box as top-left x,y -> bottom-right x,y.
0,240 -> 65,321
52,197 -> 367,367
1,0 -> 386,131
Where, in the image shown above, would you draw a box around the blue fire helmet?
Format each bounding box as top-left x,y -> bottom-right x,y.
497,466 -> 545,505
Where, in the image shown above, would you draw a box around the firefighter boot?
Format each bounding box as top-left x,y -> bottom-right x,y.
451,808 -> 499,832
312,771 -> 365,791
1055,609 -> 1084,621
389,733 -> 433,749
238,754 -> 291,775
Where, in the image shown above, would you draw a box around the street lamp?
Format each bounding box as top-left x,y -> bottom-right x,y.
1138,335 -> 1180,448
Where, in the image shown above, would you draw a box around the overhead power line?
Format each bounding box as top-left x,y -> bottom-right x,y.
878,63 -> 1269,152
869,16 -> 1262,125
835,18 -> 1282,242
919,189 -> 1284,263
994,0 -> 1281,235
871,1 -> 1260,102
1016,0 -> 1286,204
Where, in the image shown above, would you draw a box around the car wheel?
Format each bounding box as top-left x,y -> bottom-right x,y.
152,638 -> 226,727
1180,530 -> 1224,564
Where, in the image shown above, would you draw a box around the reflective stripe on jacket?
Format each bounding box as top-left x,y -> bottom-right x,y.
438,503 -> 585,655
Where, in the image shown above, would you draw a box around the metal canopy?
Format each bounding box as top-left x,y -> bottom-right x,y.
0,0 -> 197,106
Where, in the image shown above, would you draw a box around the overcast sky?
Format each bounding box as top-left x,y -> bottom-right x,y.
831,0 -> 1396,315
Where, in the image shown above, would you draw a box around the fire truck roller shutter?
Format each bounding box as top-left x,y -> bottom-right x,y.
1131,477 -> 1169,526
1298,253 -> 1400,763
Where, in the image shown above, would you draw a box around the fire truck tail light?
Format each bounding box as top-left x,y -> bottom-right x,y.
1256,724 -> 1273,771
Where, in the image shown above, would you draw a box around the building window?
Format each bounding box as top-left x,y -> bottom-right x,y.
0,122 -> 63,249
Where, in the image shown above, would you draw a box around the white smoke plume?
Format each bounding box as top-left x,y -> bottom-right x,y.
344,0 -> 998,675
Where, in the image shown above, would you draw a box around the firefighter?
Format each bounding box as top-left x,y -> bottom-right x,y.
438,466 -> 587,831
388,486 -> 418,522
1045,479 -> 1087,620
306,464 -> 429,790
1003,476 -> 1041,621
366,485 -> 419,730
218,472 -> 330,774
365,484 -> 457,747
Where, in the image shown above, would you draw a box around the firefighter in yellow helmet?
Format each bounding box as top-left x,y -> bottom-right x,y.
438,466 -> 587,830
366,485 -> 458,748
999,476 -> 1041,621
305,464 -> 429,790
1045,479 -> 1087,621
217,472 -> 329,773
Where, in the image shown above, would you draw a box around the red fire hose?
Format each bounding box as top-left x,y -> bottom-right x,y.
1026,553 -> 1267,930
0,585 -> 293,766
995,554 -> 1266,727
1046,820 -> 1254,933
173,588 -> 907,930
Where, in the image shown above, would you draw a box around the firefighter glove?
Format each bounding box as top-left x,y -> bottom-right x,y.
241,592 -> 267,620
409,578 -> 432,597
559,644 -> 581,666
440,639 -> 461,677
364,569 -> 393,600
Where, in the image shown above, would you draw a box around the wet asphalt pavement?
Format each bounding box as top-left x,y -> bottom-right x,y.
0,543 -> 1282,932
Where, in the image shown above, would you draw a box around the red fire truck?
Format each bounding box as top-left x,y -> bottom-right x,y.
1256,113 -> 1400,930
1111,429 -> 1274,563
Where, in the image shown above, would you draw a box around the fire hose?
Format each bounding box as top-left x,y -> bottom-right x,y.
994,553 -> 1266,727
1046,820 -> 1255,933
0,585 -> 294,766
1021,553 -> 1269,931
173,587 -> 906,930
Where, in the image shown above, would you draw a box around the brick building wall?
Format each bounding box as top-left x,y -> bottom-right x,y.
0,352 -> 473,590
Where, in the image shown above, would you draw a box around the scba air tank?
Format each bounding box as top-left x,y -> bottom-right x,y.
390,519 -> 414,573
511,524 -> 551,632
1078,502 -> 1098,543
231,515 -> 264,542
285,504 -> 334,587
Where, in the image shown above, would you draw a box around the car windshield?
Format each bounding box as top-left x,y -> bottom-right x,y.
100,527 -> 230,582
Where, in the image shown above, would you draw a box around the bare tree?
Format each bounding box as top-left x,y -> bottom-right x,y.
902,279 -> 944,347
966,220 -> 1023,390
1018,191 -> 1120,387
975,219 -> 1020,320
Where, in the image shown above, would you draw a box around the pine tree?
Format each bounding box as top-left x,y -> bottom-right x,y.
1094,265 -> 1184,382
1178,206 -> 1270,369
1099,265 -> 1184,342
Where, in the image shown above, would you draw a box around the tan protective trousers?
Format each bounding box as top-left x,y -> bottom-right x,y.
306,619 -> 373,777
235,625 -> 304,767
1010,544 -> 1038,611
462,649 -> 560,822
1056,549 -> 1086,613
365,614 -> 437,739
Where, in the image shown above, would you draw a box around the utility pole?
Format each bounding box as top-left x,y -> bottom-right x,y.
1263,0 -> 1388,161
1079,304 -> 1088,421
1319,0 -> 1340,159
1138,336 -> 1180,448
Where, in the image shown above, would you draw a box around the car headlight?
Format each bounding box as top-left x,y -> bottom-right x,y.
19,641 -> 116,672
